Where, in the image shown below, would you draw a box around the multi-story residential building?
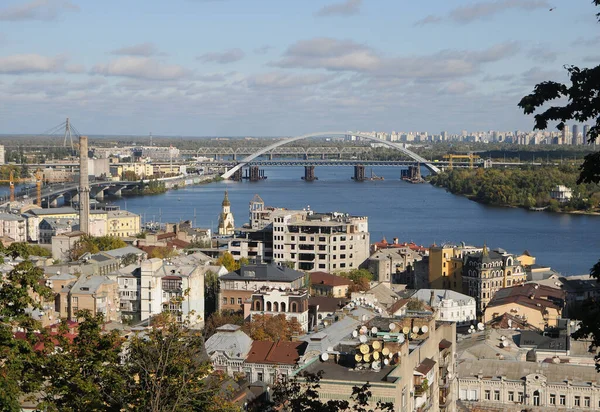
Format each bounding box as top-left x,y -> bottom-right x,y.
52,231 -> 85,261
110,162 -> 154,179
429,243 -> 481,291
458,359 -> 600,411
310,271 -> 352,298
462,247 -> 527,314
250,287 -> 309,331
299,312 -> 457,412
409,288 -> 476,325
550,185 -> 573,203
39,218 -> 78,244
0,213 -> 27,243
483,283 -> 565,329
107,210 -> 141,238
219,261 -> 306,312
366,247 -> 424,284
138,257 -> 206,327
0,145 -> 5,165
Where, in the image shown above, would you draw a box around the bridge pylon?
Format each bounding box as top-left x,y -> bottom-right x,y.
352,165 -> 365,182
302,166 -> 317,182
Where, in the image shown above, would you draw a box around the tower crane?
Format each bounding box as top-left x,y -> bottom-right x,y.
0,169 -> 44,205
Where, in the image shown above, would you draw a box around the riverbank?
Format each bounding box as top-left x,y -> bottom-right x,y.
119,174 -> 222,197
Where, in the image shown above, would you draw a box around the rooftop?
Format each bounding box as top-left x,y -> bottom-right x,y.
204,324 -> 253,360
308,296 -> 349,313
27,207 -> 77,216
310,271 -> 352,287
302,358 -> 397,383
486,283 -> 565,313
221,262 -> 305,283
409,289 -> 474,306
245,340 -> 307,365
104,245 -> 145,258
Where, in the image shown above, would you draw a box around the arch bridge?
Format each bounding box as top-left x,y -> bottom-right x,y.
221,132 -> 440,179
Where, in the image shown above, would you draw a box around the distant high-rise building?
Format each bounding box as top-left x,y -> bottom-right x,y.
572,125 -> 579,145
0,145 -> 5,165
441,131 -> 448,141
492,131 -> 499,142
583,124 -> 590,144
561,125 -> 568,145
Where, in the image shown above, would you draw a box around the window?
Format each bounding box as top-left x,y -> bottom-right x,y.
257,372 -> 263,382
550,394 -> 556,405
574,396 -> 580,407
508,392 -> 514,402
237,298 -> 242,305
484,390 -> 490,400
585,397 -> 591,407
518,392 -> 524,403
494,391 -> 500,401
222,297 -> 227,305
230,297 -> 235,305
533,391 -> 540,406
560,395 -> 566,405
291,236 -> 295,241
319,264 -> 325,268
299,236 -> 306,241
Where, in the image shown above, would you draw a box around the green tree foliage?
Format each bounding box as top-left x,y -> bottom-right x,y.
406,298 -> 426,311
6,242 -> 52,259
204,270 -> 219,316
149,246 -> 178,260
0,261 -> 53,410
122,170 -> 140,181
518,0 -> 600,370
339,269 -> 373,293
69,235 -> 127,261
429,166 -> 599,211
39,310 -> 125,412
249,370 -> 393,412
121,253 -> 139,266
203,310 -> 245,339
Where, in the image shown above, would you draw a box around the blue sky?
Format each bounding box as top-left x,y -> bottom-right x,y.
0,0 -> 598,136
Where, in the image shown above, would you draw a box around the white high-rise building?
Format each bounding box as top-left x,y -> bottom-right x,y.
0,145 -> 5,165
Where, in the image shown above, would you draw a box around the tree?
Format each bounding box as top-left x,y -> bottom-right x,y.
406,298 -> 425,311
242,314 -> 303,342
204,310 -> 245,339
149,246 -> 178,259
121,253 -> 139,266
69,235 -> 127,261
249,370 -> 394,412
0,261 -> 53,410
204,270 -> 219,316
6,242 -> 52,259
216,251 -> 249,272
340,269 -> 373,293
519,1 -> 600,370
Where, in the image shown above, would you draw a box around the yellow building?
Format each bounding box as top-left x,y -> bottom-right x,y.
428,243 -> 481,291
516,250 -> 536,267
112,163 -> 154,179
107,210 -> 141,237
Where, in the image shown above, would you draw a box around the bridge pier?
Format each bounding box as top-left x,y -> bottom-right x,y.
268,153 -> 273,160
108,187 -> 123,197
231,169 -> 243,181
321,153 -> 325,160
352,165 -> 365,182
245,166 -> 265,182
232,153 -> 237,161
92,187 -> 106,201
400,164 -> 423,183
301,166 -> 317,182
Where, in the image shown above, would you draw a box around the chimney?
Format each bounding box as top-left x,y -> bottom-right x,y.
79,135 -> 90,234
393,237 -> 398,245
429,290 -> 435,307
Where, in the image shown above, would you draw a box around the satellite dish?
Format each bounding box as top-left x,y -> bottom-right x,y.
364,353 -> 371,362
359,327 -> 366,335
372,341 -> 381,350
373,351 -> 380,360
327,346 -> 334,352
383,334 -> 390,341
362,315 -> 367,321
501,335 -> 506,341
384,358 -> 390,366
382,347 -> 390,356
389,323 -> 396,331
397,351 -> 402,357
402,326 -> 410,334
421,325 -> 429,334
360,344 -> 369,354
447,373 -> 453,379
412,326 -> 419,334
371,327 -> 378,334
355,354 -> 362,362
398,334 -> 405,343
359,335 -> 368,344
477,322 -> 484,331
321,353 -> 329,361
352,330 -> 358,338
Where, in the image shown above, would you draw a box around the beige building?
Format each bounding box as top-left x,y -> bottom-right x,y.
458,359 -> 600,411
0,213 -> 27,242
483,283 -> 565,329
367,247 -> 424,284
299,312 -> 457,412
111,162 -> 154,179
107,210 -> 141,237
51,231 -> 85,262
310,271 -> 351,298
463,246 -> 527,314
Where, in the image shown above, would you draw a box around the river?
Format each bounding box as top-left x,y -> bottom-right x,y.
100,166 -> 599,276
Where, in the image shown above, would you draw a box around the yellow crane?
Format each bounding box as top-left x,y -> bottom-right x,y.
442,153 -> 480,170
0,169 -> 44,204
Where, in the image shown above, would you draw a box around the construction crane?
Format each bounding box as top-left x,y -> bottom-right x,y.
0,169 -> 43,204
443,153 -> 481,170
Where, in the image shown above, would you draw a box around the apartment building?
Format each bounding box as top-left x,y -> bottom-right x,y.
107,210 -> 141,238
0,213 -> 27,243
219,261 -> 306,312
462,246 -> 527,314
250,287 -> 309,331
310,271 -> 352,298
428,243 -> 482,291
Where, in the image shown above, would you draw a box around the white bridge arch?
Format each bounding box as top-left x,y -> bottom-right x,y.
221,131 -> 440,179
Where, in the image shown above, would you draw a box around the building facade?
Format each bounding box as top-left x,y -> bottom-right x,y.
250,287 -> 309,332
107,210 -> 141,237
0,213 -> 27,242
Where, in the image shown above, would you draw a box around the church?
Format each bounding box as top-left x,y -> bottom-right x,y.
217,190 -> 235,235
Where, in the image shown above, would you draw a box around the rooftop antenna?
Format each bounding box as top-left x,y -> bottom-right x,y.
63,117 -> 74,152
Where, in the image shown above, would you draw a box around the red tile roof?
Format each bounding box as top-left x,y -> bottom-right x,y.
157,232 -> 176,240
245,340 -> 307,365
168,239 -> 191,249
310,272 -> 352,287
372,238 -> 427,253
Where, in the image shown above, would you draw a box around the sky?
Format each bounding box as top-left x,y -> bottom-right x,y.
0,0 -> 599,136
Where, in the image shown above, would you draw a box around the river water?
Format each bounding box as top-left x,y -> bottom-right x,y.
101,166 -> 599,275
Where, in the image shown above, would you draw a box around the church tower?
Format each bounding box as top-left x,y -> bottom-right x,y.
218,190 -> 235,235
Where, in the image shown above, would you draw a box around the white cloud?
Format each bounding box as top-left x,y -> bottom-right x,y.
246,72 -> 334,89
197,48 -> 245,64
111,42 -> 162,57
415,0 -> 550,25
0,0 -> 79,21
0,53 -> 82,74
315,0 -> 362,17
91,57 -> 191,80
